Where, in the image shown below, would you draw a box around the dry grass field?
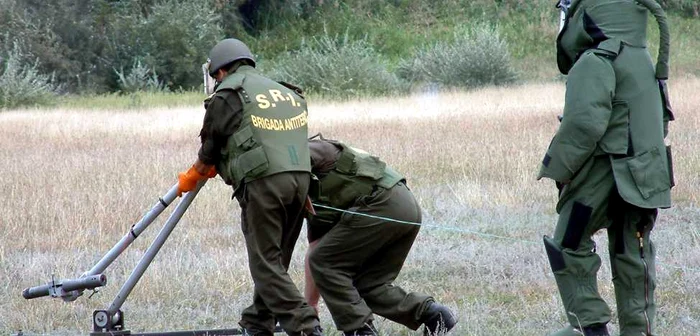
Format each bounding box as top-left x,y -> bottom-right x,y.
1,78 -> 699,335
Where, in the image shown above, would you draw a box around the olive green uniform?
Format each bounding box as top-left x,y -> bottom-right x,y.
539,1 -> 674,335
307,139 -> 433,332
200,65 -> 319,335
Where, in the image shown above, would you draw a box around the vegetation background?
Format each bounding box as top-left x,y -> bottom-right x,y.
1,0 -> 699,335
1,0 -> 700,106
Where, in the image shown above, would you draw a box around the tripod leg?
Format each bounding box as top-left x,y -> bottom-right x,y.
86,183 -> 181,277
104,180 -> 206,321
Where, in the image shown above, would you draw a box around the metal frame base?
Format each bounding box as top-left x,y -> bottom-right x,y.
90,326 -> 285,336
93,310 -> 125,333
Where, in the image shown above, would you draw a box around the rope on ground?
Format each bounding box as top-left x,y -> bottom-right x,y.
311,203 -> 700,274
312,203 -> 539,245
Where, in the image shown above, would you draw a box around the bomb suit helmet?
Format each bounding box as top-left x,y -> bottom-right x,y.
555,0 -> 670,77
207,38 -> 256,77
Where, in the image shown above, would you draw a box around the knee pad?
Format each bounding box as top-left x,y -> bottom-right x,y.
562,202 -> 593,250
543,236 -> 566,272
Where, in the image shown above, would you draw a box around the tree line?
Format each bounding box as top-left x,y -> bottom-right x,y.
0,0 -> 694,96
0,0 -> 329,93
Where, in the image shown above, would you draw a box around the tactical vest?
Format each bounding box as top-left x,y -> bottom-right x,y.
215,66 -> 311,188
310,142 -> 404,224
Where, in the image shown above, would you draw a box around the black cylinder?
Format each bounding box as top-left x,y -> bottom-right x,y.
22,284 -> 51,299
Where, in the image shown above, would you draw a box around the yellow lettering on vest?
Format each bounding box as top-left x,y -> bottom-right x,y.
250,111 -> 309,131
251,115 -> 258,128
256,94 -> 270,109
269,90 -> 285,102
287,93 -> 298,107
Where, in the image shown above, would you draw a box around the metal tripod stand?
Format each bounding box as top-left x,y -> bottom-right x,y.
22,180 -> 283,335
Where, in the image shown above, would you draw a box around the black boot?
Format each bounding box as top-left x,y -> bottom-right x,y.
240,328 -> 274,336
343,321 -> 378,336
420,302 -> 458,335
581,323 -> 610,336
300,325 -> 325,336
548,324 -> 609,336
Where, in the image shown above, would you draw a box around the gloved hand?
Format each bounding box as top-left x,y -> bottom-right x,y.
204,166 -> 217,178
178,165 -> 216,197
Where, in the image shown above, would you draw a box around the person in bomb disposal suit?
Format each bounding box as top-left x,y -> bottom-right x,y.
177,38 -> 323,336
302,136 -> 457,336
538,1 -> 674,335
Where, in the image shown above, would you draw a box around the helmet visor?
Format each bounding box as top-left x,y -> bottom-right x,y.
556,0 -> 572,32
202,59 -> 216,95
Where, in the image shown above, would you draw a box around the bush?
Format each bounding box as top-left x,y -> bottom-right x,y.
0,0 -> 115,93
657,0 -> 699,17
106,0 -> 223,91
266,32 -> 403,98
114,60 -> 167,94
0,44 -> 61,109
396,24 -> 518,90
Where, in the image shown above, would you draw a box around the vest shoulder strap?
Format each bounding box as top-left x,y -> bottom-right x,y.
217,72 -> 246,91
217,72 -> 251,103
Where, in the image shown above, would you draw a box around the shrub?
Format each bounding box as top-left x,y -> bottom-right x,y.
106,0 -> 223,91
0,44 -> 61,109
114,60 -> 167,94
657,0 -> 699,17
396,24 -> 518,90
266,32 -> 404,98
0,0 -> 115,93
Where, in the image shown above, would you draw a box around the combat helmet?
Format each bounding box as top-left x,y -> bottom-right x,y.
207,38 -> 256,77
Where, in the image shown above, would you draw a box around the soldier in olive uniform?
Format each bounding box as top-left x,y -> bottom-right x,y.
539,1 -> 674,335
178,38 -> 323,336
301,136 -> 457,336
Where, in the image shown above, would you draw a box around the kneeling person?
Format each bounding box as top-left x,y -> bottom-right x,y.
303,136 -> 458,336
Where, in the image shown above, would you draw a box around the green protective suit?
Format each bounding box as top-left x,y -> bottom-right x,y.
538,1 -> 674,335
306,139 -> 434,333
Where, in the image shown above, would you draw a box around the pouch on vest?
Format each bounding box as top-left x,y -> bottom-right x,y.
322,149 -> 383,209
377,166 -> 404,189
626,146 -> 670,199
230,125 -> 269,181
354,155 -> 386,180
233,125 -> 256,150
233,147 -> 269,181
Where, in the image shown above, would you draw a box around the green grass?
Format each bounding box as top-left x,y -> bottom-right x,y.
3,80 -> 699,334
56,91 -> 208,110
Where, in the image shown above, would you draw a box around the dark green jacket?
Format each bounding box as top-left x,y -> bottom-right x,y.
539,0 -> 673,209
216,66 -> 311,188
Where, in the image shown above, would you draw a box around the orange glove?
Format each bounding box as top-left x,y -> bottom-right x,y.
204,166 -> 217,178
178,166 -> 204,197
